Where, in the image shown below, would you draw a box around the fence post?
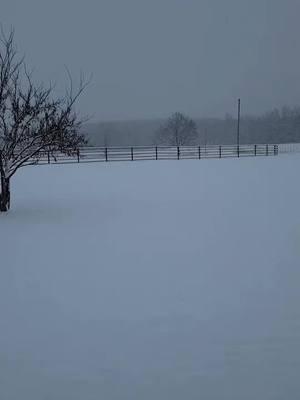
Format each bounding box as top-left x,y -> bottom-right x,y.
198,146 -> 201,159
105,147 -> 108,161
77,149 -> 80,163
177,146 -> 180,160
47,151 -> 50,164
237,145 -> 240,158
254,144 -> 257,156
219,145 -> 222,158
155,146 -> 158,160
266,144 -> 268,156
131,147 -> 134,161
274,145 -> 276,156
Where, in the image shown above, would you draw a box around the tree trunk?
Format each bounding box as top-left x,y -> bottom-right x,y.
0,176 -> 10,212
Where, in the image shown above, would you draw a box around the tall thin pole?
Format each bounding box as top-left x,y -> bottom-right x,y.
237,98 -> 241,147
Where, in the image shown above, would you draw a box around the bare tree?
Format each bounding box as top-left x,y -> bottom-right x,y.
0,28 -> 89,212
156,112 -> 198,146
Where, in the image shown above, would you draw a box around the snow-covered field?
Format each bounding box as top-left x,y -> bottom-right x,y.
1,155 -> 300,399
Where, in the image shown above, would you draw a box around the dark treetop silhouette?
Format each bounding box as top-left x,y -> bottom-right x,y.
0,28 -> 88,212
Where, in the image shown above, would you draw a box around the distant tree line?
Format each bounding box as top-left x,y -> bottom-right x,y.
84,106 -> 300,147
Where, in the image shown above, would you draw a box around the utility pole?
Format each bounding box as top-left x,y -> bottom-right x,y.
237,98 -> 241,147
237,98 -> 241,156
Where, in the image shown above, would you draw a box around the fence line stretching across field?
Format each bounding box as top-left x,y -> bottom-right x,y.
26,144 -> 280,166
277,142 -> 300,154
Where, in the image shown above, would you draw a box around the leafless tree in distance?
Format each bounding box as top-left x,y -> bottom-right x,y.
0,27 -> 90,212
156,112 -> 198,146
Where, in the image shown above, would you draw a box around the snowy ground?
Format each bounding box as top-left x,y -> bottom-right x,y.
1,155 -> 300,399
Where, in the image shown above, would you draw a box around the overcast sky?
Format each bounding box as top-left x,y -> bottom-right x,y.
2,0 -> 300,121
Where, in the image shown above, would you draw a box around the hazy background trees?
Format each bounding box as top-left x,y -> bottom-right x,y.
84,106 -> 300,147
155,112 -> 198,146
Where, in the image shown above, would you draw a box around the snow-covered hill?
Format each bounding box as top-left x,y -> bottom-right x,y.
1,155 -> 300,399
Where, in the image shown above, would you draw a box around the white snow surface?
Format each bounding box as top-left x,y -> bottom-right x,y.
1,155 -> 300,399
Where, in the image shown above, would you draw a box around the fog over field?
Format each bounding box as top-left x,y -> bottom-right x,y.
82,110 -> 300,147
2,0 -> 300,122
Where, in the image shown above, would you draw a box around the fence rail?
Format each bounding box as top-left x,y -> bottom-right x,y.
277,142 -> 300,154
25,144 -> 281,166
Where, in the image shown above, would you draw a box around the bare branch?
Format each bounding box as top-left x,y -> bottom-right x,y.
0,26 -> 90,211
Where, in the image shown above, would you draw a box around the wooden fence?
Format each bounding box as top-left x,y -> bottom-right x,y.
276,142 -> 300,154
28,144 -> 280,166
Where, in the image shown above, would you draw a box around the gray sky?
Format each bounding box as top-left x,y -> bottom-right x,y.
2,0 -> 300,121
